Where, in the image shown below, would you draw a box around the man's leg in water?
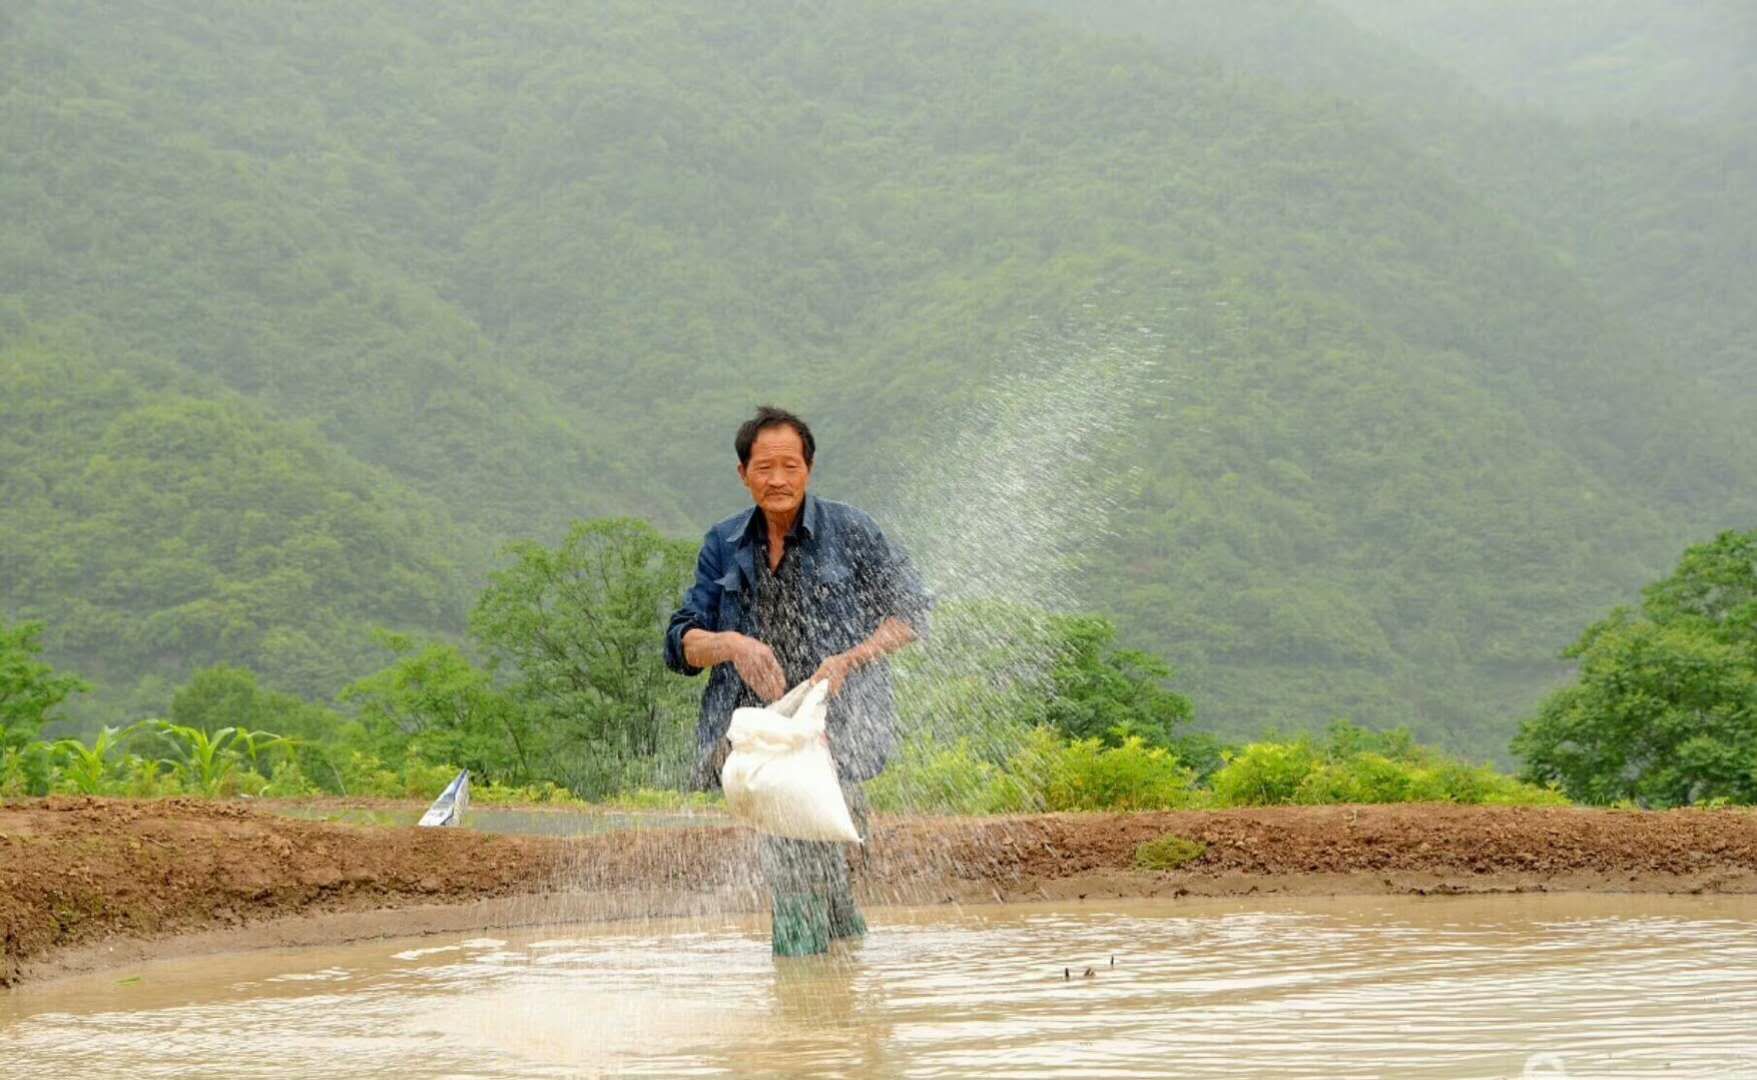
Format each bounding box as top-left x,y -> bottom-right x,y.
827,781 -> 868,940
762,782 -> 869,955
763,834 -> 835,956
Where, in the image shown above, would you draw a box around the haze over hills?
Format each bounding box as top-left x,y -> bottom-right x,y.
1331,0 -> 1757,122
3,0 -> 1751,760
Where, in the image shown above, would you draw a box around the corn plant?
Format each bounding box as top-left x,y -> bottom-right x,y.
52,723 -> 147,794
231,726 -> 289,776
153,721 -> 243,796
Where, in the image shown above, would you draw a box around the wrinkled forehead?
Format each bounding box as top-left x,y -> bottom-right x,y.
747,425 -> 807,463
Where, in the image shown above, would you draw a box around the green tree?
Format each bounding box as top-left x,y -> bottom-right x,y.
471,518 -> 697,795
1514,531 -> 1757,806
0,619 -> 88,751
1043,614 -> 1199,750
341,634 -> 537,785
170,665 -> 274,735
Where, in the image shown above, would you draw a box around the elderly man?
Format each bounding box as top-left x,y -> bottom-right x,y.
665,405 -> 930,956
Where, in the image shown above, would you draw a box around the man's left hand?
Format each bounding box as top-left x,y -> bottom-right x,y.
811,652 -> 857,696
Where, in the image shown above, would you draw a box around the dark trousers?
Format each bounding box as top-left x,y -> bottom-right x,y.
759,782 -> 870,956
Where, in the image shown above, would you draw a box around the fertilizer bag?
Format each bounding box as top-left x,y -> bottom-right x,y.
720,679 -> 861,843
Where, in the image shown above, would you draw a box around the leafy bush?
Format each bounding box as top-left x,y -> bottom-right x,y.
260,758 -> 322,798
868,738 -> 1011,815
1292,752 -> 1439,804
1210,740 -> 1323,806
1207,723 -> 1566,808
1039,736 -> 1198,811
874,728 -> 1199,814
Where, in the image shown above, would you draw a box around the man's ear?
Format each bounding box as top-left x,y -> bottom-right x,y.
737,462 -> 748,483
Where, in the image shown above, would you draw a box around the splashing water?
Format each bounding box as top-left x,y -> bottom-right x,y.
870,315 -> 1164,810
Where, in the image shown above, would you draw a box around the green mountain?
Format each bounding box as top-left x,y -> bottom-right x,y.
3,0 -> 1751,759
0,331 -> 466,707
1028,0 -> 1757,414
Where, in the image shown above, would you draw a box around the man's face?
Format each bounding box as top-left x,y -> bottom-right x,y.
739,425 -> 811,518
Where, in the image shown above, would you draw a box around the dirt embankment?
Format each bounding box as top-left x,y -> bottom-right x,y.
6,798 -> 1757,986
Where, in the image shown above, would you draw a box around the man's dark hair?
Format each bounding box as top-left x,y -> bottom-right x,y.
735,405 -> 816,467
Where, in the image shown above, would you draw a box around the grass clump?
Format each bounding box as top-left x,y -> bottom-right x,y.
1135,833 -> 1207,871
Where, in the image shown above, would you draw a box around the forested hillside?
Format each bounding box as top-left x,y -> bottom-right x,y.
3,0 -> 1751,758
1033,0 -> 1757,413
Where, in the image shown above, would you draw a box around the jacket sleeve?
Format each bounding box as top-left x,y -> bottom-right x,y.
665,529 -> 725,677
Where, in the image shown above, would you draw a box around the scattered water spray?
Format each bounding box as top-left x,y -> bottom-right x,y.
869,312 -> 1165,827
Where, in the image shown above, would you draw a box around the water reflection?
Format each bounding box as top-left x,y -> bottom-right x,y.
5,895 -> 1757,1077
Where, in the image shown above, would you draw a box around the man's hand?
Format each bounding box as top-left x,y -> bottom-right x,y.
730,634 -> 787,703
810,619 -> 917,697
811,652 -> 856,697
681,628 -> 788,702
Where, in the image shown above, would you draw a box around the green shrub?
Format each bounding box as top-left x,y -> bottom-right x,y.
986,726 -> 1067,812
1293,752 -> 1434,804
261,757 -> 321,798
873,729 -> 1199,814
399,760 -> 464,799
1268,747 -> 1568,806
1135,833 -> 1207,870
1038,734 -> 1198,812
0,747 -> 27,797
1210,740 -> 1322,806
868,737 -> 1010,814
1449,764 -> 1569,806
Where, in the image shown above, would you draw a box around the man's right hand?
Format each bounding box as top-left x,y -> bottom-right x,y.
729,634 -> 787,702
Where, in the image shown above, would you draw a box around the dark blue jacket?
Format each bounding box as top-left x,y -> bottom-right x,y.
664,494 -> 930,785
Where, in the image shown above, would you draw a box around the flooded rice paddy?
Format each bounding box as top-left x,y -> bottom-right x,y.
4,894 -> 1755,1078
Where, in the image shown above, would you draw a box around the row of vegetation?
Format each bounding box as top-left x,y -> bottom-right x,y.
5,519 -> 1751,812
869,723 -> 1563,815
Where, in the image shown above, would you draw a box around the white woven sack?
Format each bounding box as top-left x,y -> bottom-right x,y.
720,679 -> 861,843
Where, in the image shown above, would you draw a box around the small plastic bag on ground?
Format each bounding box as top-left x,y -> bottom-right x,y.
721,679 -> 861,843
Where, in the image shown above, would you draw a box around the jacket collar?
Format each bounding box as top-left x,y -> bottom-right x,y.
718,494 -> 824,587
720,492 -> 823,546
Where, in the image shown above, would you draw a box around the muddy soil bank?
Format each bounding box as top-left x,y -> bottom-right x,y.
6,798 -> 1756,986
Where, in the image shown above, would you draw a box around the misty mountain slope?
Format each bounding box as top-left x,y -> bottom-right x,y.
0,332 -> 468,710
3,0 -> 1749,758
1028,1 -> 1757,419
1320,1 -> 1757,416
1331,0 -> 1757,122
0,3 -> 674,539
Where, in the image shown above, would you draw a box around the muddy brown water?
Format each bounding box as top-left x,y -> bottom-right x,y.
4,895 -> 1755,1078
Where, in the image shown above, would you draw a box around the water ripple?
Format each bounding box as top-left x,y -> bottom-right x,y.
4,895 -> 1756,1078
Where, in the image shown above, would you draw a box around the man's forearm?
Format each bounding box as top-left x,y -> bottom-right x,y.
844,616 -> 917,669
682,627 -> 746,669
